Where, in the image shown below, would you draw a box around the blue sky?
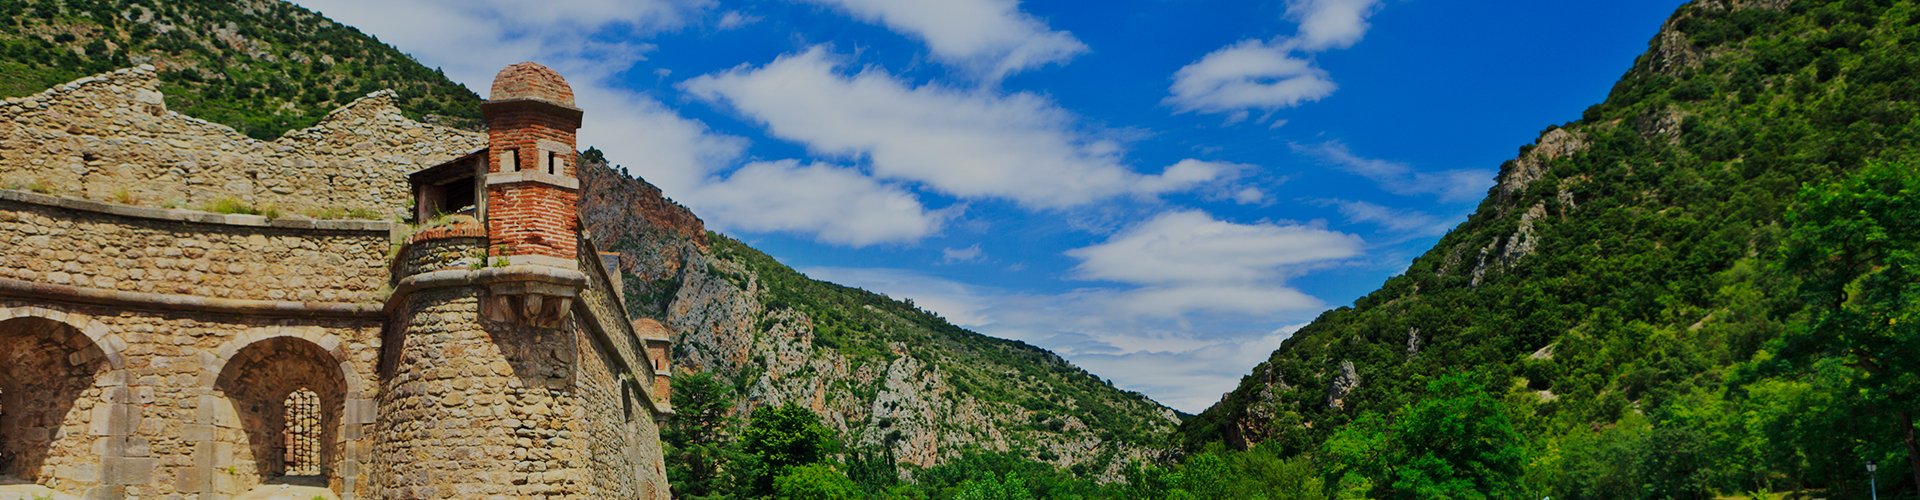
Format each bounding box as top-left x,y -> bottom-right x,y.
293,0 -> 1687,412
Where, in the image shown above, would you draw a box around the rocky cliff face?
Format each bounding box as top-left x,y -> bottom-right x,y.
579,164 -> 1179,477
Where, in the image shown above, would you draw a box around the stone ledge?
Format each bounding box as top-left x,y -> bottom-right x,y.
486,170 -> 580,190
0,188 -> 395,232
0,276 -> 384,317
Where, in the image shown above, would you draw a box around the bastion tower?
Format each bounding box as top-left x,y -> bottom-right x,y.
374,63 -> 672,499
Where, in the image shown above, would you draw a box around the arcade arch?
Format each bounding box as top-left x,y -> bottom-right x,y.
213,336 -> 348,489
0,316 -> 116,486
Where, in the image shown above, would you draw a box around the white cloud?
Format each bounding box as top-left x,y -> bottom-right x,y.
1165,40 -> 1336,115
1068,209 -> 1362,288
717,11 -> 761,29
942,244 -> 985,264
683,48 -> 1233,208
1286,0 -> 1384,51
1164,0 -> 1384,116
1293,141 -> 1494,202
1232,187 -> 1266,204
1319,199 -> 1452,236
801,265 -> 1329,412
289,0 -> 747,198
800,267 -> 998,328
689,160 -> 950,247
795,0 -> 1086,80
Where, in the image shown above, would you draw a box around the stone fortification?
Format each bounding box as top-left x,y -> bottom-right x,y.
0,65 -> 484,219
0,189 -> 390,307
0,64 -> 672,500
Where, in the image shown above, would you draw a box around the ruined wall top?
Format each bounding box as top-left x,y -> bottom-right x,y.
0,65 -> 486,219
490,62 -> 575,108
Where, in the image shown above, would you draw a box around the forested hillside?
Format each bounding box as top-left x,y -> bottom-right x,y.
0,0 -> 481,139
1174,0 -> 1920,498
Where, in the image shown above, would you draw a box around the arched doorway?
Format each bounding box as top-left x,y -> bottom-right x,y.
0,317 -> 112,485
213,337 -> 347,491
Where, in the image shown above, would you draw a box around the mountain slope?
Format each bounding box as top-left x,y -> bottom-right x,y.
1186,0 -> 1920,495
0,0 -> 482,139
580,155 -> 1181,477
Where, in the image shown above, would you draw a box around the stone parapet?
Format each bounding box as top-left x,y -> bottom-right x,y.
0,189 -> 390,307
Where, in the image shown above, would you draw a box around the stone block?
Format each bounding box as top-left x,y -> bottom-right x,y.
175,467 -> 205,492
346,398 -> 376,424
102,457 -> 155,485
182,424 -> 216,441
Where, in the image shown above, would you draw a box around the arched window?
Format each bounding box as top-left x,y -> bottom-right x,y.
283,388 -> 321,476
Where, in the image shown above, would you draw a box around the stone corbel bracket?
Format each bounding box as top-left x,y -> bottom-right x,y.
390,265 -> 587,328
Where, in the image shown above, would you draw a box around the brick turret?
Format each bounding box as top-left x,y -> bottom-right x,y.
484,62 -> 582,269
475,62 -> 590,328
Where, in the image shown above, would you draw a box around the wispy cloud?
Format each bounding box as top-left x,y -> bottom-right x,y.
794,0 -> 1086,80
1165,0 -> 1384,118
1315,199 -> 1452,236
803,257 -> 1335,412
1293,141 -> 1494,203
689,160 -> 953,247
683,48 -> 1239,208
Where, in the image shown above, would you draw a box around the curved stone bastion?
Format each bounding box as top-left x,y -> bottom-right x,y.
0,63 -> 675,500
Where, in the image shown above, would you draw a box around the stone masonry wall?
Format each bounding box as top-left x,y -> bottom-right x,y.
0,66 -> 485,219
0,192 -> 391,303
375,285 -> 595,498
0,299 -> 381,500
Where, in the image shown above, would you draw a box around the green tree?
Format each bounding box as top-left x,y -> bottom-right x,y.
1780,160 -> 1920,489
741,402 -> 842,498
665,371 -> 740,498
774,463 -> 865,500
1326,374 -> 1525,500
953,473 -> 1034,500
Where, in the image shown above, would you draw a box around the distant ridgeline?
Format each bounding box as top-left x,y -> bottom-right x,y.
0,0 -> 481,139
1185,0 -> 1920,497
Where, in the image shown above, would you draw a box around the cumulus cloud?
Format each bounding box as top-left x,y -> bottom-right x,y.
1069,210 -> 1362,287
795,0 -> 1086,79
689,160 -> 951,247
294,0 -> 995,248
1165,0 -> 1383,116
683,48 -> 1235,208
290,0 -> 747,197
1293,141 -> 1494,203
1286,0 -> 1384,51
1164,40 -> 1336,116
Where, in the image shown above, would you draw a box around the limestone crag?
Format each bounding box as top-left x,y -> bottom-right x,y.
0,66 -> 483,219
649,239 -> 1175,479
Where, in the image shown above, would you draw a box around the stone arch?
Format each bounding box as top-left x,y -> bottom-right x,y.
0,314 -> 122,494
207,332 -> 352,496
207,327 -> 362,397
0,306 -> 127,370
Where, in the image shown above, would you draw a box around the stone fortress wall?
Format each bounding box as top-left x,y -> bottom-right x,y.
0,64 -> 673,500
0,181 -> 389,499
0,65 -> 485,219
